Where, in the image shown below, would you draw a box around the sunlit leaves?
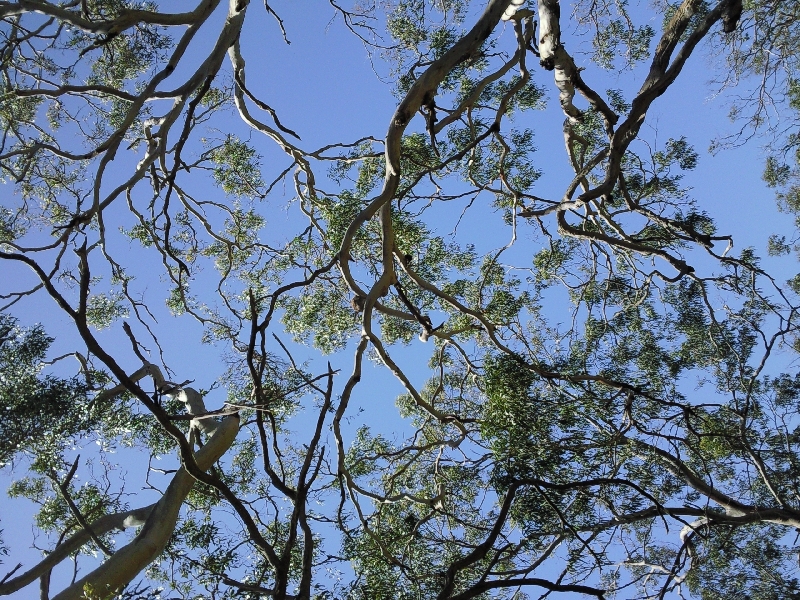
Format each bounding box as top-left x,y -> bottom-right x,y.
0,207 -> 25,243
654,137 -> 699,171
593,20 -> 655,70
208,137 -> 266,198
3,1 -> 800,598
0,315 -> 91,468
280,279 -> 359,354
685,524 -> 800,600
387,2 -> 428,50
346,426 -> 393,478
767,233 -> 792,256
203,207 -> 266,272
573,0 -> 656,69
763,155 -> 792,189
86,292 -> 129,330
0,93 -> 42,132
532,239 -> 576,285
75,2 -> 172,87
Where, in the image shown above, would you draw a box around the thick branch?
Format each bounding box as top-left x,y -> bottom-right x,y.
537,0 -> 581,121
51,414 -> 239,600
0,506 -> 154,595
338,0 -> 514,314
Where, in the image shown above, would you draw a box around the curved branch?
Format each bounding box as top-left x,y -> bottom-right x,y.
51,414 -> 240,600
0,505 -> 155,595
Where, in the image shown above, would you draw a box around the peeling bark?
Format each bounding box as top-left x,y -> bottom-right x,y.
537,0 -> 581,121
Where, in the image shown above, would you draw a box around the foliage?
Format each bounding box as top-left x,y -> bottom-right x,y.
0,315 -> 92,468
1,1 -> 799,599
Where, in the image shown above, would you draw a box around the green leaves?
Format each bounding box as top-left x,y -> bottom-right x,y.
0,315 -> 90,468
685,524 -> 800,600
281,278 -> 358,354
209,137 -> 266,198
594,20 -> 655,69
77,2 -> 172,88
4,1 -> 800,598
86,293 -> 129,330
654,137 -> 699,171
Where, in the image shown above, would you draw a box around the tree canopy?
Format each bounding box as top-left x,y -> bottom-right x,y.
1,0 -> 800,599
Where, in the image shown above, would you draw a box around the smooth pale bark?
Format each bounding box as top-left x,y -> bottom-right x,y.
51,412 -> 239,600
0,506 -> 155,595
0,365 -> 229,597
501,0 -> 529,20
0,0 -> 220,32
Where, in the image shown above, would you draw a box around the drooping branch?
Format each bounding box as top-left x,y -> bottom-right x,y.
46,457 -> 114,558
578,0 -> 730,205
0,356 -> 240,599
447,577 -> 606,600
0,0 -> 219,33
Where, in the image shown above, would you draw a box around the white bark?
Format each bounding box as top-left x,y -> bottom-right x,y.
537,0 -> 581,122
19,364 -> 241,600
1,366 -> 235,598
502,0 -> 532,21
51,411 -> 239,600
0,506 -> 155,595
175,388 -> 221,436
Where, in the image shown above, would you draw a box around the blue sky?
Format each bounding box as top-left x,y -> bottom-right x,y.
2,1 -> 798,596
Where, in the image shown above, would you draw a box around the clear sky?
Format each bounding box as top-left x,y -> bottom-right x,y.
1,1 -> 797,597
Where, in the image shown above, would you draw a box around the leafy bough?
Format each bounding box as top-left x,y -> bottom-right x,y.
0,364 -> 239,600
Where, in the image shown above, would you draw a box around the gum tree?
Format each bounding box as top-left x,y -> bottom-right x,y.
1,0 -> 799,599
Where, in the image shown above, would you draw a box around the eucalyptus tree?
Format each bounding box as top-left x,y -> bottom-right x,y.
1,1 -> 799,599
